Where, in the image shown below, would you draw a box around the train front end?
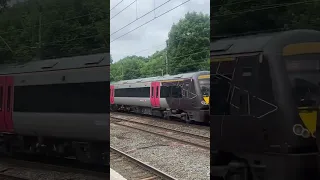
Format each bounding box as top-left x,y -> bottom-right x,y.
210,30 -> 320,180
196,73 -> 210,123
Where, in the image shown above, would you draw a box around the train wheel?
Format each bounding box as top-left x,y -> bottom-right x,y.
182,114 -> 193,124
163,111 -> 171,120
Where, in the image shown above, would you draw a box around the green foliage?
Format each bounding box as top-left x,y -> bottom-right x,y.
110,55 -> 147,82
111,11 -> 210,82
167,12 -> 210,74
0,0 -> 109,64
211,0 -> 320,38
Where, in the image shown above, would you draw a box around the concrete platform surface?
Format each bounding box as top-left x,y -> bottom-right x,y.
110,168 -> 126,180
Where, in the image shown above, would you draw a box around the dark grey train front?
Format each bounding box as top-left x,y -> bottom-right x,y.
0,53 -> 110,164
210,29 -> 320,180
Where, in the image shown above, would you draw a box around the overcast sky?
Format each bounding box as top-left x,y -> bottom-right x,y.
110,0 -> 210,62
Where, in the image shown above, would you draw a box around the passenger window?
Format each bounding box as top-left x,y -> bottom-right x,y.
160,86 -> 170,97
171,86 -> 182,98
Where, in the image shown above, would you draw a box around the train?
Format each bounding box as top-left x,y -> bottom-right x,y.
0,53 -> 110,165
110,71 -> 210,123
210,29 -> 320,180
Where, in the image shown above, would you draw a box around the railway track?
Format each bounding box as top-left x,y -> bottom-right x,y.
112,111 -> 210,128
0,156 -> 108,180
111,115 -> 210,150
0,171 -> 27,180
110,146 -> 176,180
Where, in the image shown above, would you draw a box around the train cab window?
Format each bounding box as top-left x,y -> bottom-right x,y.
286,58 -> 320,107
171,86 -> 182,98
199,79 -> 210,96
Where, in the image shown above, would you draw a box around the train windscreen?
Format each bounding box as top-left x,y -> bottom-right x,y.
199,78 -> 210,96
286,58 -> 320,107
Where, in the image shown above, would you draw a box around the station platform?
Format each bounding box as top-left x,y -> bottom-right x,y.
110,168 -> 126,180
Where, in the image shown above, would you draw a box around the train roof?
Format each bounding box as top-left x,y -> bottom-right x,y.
210,29 -> 320,56
0,53 -> 110,75
112,71 -> 209,85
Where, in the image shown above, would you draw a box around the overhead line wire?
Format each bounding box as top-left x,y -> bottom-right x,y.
110,0 -> 124,11
212,0 -> 320,18
111,0 -> 191,43
110,0 -> 136,20
111,0 -> 172,36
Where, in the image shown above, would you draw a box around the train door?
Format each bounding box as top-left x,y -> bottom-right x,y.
110,85 -> 115,104
0,76 -> 13,133
150,81 -> 160,107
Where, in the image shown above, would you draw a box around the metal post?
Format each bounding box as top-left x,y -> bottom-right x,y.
165,41 -> 168,75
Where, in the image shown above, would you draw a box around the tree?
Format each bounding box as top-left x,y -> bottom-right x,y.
167,12 -> 210,74
110,11 -> 210,82
0,0 -> 8,12
140,50 -> 166,77
110,55 -> 147,82
0,0 -> 109,63
211,0 -> 320,38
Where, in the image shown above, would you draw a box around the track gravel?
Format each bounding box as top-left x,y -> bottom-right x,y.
0,163 -> 107,180
111,113 -> 210,137
110,122 -> 210,180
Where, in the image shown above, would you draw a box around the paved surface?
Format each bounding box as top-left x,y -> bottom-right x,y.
110,168 -> 126,180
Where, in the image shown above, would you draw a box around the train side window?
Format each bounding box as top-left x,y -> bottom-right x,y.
160,86 -> 170,97
171,86 -> 182,98
142,87 -> 150,97
114,87 -> 150,97
13,82 -> 109,113
114,89 -> 119,97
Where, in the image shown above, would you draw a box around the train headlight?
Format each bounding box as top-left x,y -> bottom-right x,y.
293,124 -> 304,136
201,100 -> 207,105
302,129 -> 311,138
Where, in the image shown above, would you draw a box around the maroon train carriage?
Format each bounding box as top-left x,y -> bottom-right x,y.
0,53 -> 110,165
110,71 -> 210,123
